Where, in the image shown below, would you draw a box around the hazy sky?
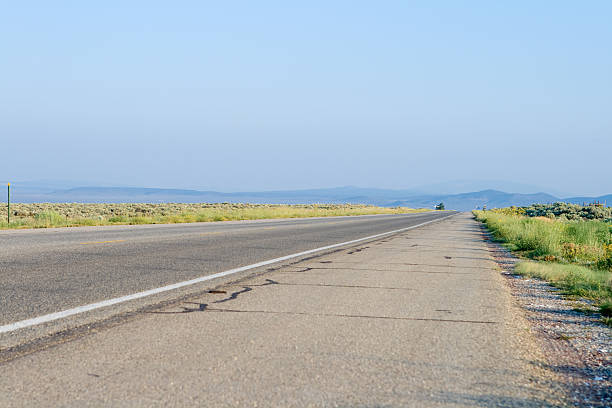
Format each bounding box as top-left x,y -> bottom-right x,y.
1,1 -> 610,195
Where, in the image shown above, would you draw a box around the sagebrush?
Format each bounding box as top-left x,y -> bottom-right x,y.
0,203 -> 431,229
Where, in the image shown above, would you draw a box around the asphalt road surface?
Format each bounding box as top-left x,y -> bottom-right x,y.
0,212 -> 566,407
0,211 -> 454,331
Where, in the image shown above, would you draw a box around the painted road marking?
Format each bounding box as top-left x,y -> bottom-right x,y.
79,240 -> 126,245
0,213 -> 455,334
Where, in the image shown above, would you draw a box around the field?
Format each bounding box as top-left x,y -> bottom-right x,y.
474,206 -> 612,323
0,202 -> 431,230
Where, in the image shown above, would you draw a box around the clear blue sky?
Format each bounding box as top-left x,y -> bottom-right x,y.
1,1 -> 610,195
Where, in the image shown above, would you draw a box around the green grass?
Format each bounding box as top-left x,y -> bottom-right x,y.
474,210 -> 612,324
473,211 -> 611,267
0,203 -> 432,230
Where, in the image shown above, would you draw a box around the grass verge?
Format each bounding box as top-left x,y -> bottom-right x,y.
474,210 -> 612,325
473,210 -> 612,269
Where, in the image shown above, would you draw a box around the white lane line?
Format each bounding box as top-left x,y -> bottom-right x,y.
0,213 -> 455,334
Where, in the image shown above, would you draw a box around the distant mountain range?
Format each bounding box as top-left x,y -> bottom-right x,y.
5,184 -> 611,211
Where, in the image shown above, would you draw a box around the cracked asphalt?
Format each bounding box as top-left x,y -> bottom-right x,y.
0,213 -> 566,406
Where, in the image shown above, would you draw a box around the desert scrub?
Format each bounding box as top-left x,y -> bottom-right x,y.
503,202 -> 612,222
0,203 -> 431,230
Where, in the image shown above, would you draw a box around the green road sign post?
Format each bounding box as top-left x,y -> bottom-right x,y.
7,183 -> 10,224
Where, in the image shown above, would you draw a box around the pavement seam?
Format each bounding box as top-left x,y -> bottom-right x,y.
200,307 -> 500,324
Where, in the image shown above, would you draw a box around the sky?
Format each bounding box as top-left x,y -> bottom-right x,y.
1,1 -> 610,195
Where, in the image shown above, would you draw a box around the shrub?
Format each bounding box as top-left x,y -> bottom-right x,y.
521,202 -> 612,221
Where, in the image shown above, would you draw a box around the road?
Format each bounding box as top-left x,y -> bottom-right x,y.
0,212 -> 565,407
0,211 -> 453,338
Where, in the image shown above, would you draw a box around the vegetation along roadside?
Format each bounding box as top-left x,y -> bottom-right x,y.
474,203 -> 612,326
0,203 -> 432,230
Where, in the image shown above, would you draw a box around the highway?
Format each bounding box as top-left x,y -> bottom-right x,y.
0,211 -> 453,333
